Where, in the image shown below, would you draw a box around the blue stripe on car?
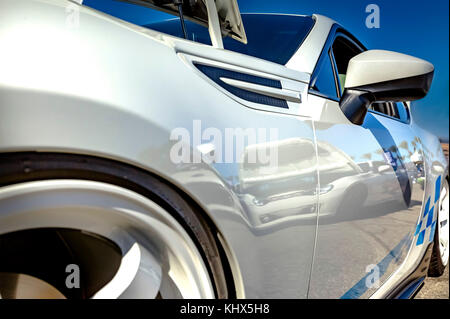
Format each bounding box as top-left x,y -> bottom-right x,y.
416,230 -> 425,246
435,175 -> 441,203
423,197 -> 430,217
426,206 -> 434,227
340,234 -> 410,299
342,175 -> 442,298
429,221 -> 437,242
415,221 -> 422,236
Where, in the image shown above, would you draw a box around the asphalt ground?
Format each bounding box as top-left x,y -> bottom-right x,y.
415,265 -> 449,299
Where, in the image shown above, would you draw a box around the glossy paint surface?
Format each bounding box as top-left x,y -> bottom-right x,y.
0,0 -> 447,298
308,95 -> 425,298
0,0 -> 319,298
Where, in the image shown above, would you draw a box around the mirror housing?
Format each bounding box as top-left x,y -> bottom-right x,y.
340,50 -> 434,125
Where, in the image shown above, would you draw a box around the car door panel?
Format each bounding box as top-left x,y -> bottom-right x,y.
308,95 -> 423,298
176,47 -> 320,297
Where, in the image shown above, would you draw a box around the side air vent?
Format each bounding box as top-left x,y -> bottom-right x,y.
194,63 -> 290,109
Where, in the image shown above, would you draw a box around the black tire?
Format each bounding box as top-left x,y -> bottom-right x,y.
428,178 -> 449,277
0,152 -> 234,298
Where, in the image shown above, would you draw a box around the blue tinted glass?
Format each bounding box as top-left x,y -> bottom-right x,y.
82,0 -> 315,65
230,14 -> 314,64
147,14 -> 314,65
310,53 -> 338,99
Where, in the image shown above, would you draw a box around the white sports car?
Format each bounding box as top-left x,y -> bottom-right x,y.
0,0 -> 448,299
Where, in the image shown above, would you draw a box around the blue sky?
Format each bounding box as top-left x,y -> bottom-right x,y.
240,0 -> 449,142
85,0 -> 449,141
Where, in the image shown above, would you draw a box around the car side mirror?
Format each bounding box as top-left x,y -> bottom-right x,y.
339,50 -> 434,125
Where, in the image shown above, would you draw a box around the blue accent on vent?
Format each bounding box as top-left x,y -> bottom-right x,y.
195,63 -> 289,109
426,206 -> 434,227
435,175 -> 441,203
416,230 -> 425,246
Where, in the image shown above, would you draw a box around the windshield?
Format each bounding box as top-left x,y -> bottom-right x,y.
83,1 -> 314,65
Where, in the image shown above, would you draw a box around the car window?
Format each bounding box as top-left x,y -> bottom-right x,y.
82,0 -> 315,65
147,14 -> 315,65
310,50 -> 339,99
370,102 -> 408,121
370,102 -> 399,118
331,36 -> 363,95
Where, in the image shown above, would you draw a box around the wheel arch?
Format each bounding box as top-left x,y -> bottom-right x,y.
0,151 -> 244,298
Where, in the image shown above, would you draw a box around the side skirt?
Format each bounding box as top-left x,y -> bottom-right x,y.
387,243 -> 433,299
